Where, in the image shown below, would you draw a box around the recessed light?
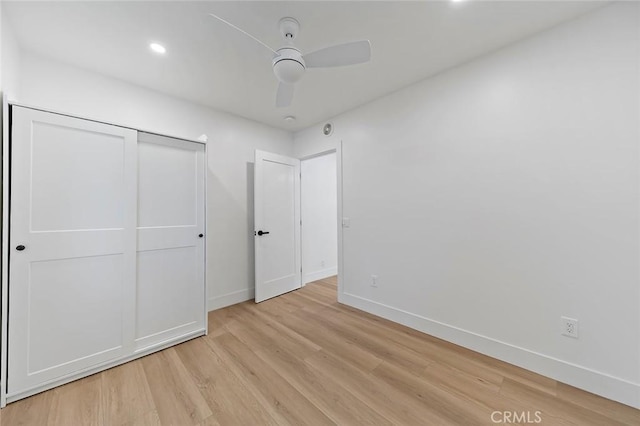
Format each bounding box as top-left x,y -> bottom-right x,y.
149,42 -> 166,55
284,116 -> 296,123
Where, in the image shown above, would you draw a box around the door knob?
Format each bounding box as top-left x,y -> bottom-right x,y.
199,234 -> 204,238
257,230 -> 270,236
16,245 -> 25,251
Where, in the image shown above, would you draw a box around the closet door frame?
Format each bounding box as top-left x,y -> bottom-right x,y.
0,101 -> 208,407
1,95 -> 10,408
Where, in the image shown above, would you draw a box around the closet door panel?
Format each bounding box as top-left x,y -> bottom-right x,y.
26,255 -> 124,373
8,107 -> 137,396
28,230 -> 123,260
136,247 -> 200,345
30,122 -> 125,231
138,140 -> 197,227
135,133 -> 205,351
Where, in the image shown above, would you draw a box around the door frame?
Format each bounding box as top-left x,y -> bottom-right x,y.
1,95 -> 9,408
298,142 -> 344,302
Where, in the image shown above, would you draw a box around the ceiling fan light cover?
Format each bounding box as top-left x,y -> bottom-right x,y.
273,59 -> 305,84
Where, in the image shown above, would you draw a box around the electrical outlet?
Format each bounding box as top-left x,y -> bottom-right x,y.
561,316 -> 579,338
371,274 -> 378,288
321,260 -> 325,268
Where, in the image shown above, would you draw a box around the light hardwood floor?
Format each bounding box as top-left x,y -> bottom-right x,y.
1,276 -> 639,425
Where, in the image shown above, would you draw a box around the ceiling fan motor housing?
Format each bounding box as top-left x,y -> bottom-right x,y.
273,47 -> 306,84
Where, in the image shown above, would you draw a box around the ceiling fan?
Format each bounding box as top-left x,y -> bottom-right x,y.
208,14 -> 372,108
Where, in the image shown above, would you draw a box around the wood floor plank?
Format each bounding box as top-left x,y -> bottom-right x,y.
293,288 -> 336,308
207,333 -> 335,426
141,347 -> 212,425
432,369 -> 573,426
230,302 -> 322,356
101,358 -> 156,426
202,338 -> 297,426
47,373 -> 103,426
258,291 -> 310,312
372,360 -> 493,425
282,289 -> 334,313
483,356 -> 558,396
195,415 -> 222,426
0,386 -> 54,425
312,280 -> 338,291
243,303 -> 323,351
305,349 -> 452,425
419,348 -> 505,389
300,282 -> 336,300
2,276 -> 638,426
323,276 -> 338,285
173,335 -> 279,426
500,378 -> 629,426
255,346 -> 393,425
282,306 -> 383,372
415,360 -> 568,425
319,304 -> 443,358
207,302 -> 242,337
124,410 -> 162,426
319,297 -> 549,392
306,306 -> 433,374
556,382 -> 640,425
421,358 -> 501,397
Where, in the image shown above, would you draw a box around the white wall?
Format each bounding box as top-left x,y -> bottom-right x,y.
15,51 -> 294,311
301,153 -> 338,284
294,3 -> 640,408
1,3 -> 3,90
1,10 -> 20,99
295,133 -> 338,160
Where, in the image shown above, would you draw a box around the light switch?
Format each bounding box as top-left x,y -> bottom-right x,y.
342,217 -> 350,228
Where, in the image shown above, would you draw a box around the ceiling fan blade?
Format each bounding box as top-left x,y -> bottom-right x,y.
303,40 -> 371,68
276,82 -> 295,108
208,13 -> 277,55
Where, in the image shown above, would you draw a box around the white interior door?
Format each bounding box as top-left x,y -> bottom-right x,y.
254,150 -> 301,302
8,107 -> 137,395
135,133 -> 206,351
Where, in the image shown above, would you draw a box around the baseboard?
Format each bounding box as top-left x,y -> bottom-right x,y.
341,291 -> 640,409
303,267 -> 338,284
208,288 -> 254,311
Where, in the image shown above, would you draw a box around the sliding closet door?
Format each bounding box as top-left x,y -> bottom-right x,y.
8,107 -> 137,395
135,133 -> 206,351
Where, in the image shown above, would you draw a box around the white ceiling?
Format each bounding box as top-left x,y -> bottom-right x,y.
4,1 -> 606,131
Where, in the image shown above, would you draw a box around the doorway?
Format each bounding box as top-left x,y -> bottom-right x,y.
301,151 -> 338,295
253,147 -> 341,303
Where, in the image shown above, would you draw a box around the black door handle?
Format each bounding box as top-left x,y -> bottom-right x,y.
199,234 -> 204,238
16,245 -> 25,251
257,230 -> 270,236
